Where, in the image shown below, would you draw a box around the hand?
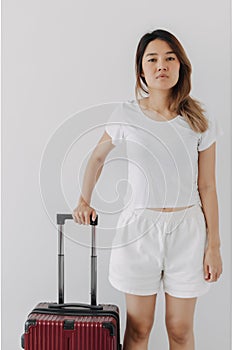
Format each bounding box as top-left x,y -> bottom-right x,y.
203,246 -> 223,282
72,199 -> 97,225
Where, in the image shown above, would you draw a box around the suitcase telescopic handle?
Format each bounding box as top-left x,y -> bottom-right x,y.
56,213 -> 99,306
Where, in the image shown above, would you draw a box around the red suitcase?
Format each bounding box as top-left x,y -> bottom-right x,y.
21,214 -> 122,350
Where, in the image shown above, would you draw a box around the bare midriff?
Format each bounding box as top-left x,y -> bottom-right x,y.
146,204 -> 195,212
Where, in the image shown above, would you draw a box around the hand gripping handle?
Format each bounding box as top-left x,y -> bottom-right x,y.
57,214 -> 98,225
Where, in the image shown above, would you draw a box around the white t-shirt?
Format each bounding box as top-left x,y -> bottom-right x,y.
105,99 -> 224,210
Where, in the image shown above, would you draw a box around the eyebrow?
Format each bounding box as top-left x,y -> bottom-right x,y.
145,51 -> 175,57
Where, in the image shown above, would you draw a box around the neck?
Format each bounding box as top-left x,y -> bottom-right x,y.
146,89 -> 171,113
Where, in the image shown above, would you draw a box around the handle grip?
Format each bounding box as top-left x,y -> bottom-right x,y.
48,303 -> 103,310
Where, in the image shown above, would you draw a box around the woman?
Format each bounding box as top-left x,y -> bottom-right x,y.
72,29 -> 223,350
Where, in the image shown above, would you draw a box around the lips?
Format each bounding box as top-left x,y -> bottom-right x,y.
156,74 -> 168,78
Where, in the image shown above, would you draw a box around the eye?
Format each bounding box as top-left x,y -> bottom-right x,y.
147,57 -> 176,63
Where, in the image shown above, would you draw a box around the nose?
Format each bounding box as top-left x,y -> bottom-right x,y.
157,59 -> 168,71
158,65 -> 168,71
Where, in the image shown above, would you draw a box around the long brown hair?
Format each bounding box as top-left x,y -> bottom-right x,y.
135,29 -> 208,133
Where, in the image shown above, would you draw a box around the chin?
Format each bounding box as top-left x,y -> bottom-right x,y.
153,85 -> 173,91
155,82 -> 177,90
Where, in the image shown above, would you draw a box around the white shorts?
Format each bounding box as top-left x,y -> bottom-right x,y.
108,203 -> 211,298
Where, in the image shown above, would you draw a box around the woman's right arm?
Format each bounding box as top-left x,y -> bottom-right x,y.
72,131 -> 115,225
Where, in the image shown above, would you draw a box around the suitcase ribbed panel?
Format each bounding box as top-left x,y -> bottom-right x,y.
24,313 -> 118,350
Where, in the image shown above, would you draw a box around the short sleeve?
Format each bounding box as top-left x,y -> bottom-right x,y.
197,116 -> 224,151
105,104 -> 125,146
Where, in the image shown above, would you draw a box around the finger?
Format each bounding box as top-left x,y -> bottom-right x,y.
208,267 -> 214,281
75,215 -> 82,225
74,212 -> 82,225
91,210 -> 96,221
78,211 -> 85,224
210,273 -> 215,282
72,212 -> 80,224
210,271 -> 218,282
84,211 -> 89,225
204,264 -> 210,280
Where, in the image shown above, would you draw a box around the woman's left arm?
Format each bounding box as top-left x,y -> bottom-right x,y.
198,142 -> 223,282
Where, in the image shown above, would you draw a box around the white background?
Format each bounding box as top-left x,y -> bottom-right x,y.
2,0 -> 231,349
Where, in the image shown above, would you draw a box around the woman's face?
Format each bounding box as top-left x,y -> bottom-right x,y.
141,39 -> 180,92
